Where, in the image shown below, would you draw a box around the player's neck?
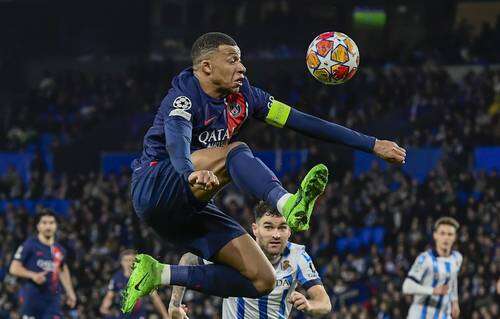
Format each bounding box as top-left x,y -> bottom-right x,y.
435,246 -> 451,257
194,71 -> 225,99
38,233 -> 54,246
266,253 -> 282,265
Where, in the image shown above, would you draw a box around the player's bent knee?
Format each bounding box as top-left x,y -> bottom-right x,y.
252,268 -> 276,296
227,141 -> 248,153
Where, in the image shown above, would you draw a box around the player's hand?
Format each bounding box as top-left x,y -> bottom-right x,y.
373,139 -> 406,164
289,291 -> 311,312
169,304 -> 189,319
66,292 -> 77,308
432,285 -> 449,295
99,306 -> 111,315
188,170 -> 219,191
451,301 -> 460,319
31,271 -> 48,285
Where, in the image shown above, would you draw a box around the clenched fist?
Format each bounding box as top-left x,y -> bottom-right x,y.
188,170 -> 220,191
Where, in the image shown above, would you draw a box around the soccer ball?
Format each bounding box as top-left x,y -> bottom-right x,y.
306,31 -> 360,85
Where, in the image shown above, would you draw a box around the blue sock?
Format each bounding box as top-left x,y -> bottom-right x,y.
226,144 -> 288,208
170,264 -> 261,298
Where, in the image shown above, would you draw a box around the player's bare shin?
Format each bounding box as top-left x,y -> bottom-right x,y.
169,253 -> 200,308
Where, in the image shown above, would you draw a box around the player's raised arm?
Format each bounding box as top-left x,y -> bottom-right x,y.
251,87 -> 406,164
275,101 -> 405,163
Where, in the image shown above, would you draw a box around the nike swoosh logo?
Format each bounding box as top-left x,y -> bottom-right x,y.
134,274 -> 149,291
204,116 -> 216,126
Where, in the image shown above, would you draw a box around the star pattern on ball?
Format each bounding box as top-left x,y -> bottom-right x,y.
306,32 -> 359,85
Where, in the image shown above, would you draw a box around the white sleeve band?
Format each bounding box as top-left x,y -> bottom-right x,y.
402,278 -> 434,295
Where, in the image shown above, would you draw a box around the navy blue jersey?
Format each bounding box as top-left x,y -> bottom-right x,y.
132,68 -> 272,171
108,269 -> 145,316
13,236 -> 66,296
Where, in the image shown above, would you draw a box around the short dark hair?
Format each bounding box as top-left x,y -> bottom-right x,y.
34,209 -> 58,225
120,249 -> 136,260
254,201 -> 281,221
191,32 -> 237,66
434,217 -> 460,231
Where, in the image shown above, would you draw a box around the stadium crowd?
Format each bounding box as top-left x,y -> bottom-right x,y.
2,63 -> 499,154
1,21 -> 499,319
0,140 -> 498,318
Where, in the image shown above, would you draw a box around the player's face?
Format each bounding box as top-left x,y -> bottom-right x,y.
121,254 -> 136,272
252,213 -> 291,257
37,216 -> 57,238
433,224 -> 457,253
208,45 -> 246,95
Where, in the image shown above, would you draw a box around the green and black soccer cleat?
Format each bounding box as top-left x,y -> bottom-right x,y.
121,254 -> 163,314
282,164 -> 329,232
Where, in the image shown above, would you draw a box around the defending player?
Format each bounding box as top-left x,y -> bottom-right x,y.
169,202 -> 331,319
100,249 -> 169,319
9,209 -> 77,319
122,32 -> 406,312
402,217 -> 462,319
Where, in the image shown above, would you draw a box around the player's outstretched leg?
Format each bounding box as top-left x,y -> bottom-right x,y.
121,234 -> 275,314
225,142 -> 328,232
281,164 -> 329,231
186,142 -> 329,231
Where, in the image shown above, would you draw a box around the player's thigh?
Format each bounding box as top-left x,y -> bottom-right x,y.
191,142 -> 246,181
42,304 -> 62,319
19,293 -> 41,319
213,233 -> 276,290
190,142 -> 246,199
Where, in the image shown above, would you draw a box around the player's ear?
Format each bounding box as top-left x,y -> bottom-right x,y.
200,60 -> 212,75
251,222 -> 258,237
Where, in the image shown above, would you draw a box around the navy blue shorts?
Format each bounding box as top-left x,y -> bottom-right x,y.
19,287 -> 62,319
131,160 -> 246,260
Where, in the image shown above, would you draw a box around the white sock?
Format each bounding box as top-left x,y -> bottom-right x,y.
277,193 -> 292,214
160,264 -> 171,285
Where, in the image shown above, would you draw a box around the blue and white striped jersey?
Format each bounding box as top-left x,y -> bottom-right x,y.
222,242 -> 322,319
406,249 -> 462,319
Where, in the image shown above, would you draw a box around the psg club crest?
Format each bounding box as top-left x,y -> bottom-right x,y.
228,102 -> 241,117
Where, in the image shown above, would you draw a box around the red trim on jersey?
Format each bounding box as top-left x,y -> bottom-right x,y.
50,245 -> 64,293
225,92 -> 248,137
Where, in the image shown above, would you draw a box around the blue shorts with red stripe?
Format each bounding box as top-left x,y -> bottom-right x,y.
19,286 -> 62,319
131,159 -> 246,260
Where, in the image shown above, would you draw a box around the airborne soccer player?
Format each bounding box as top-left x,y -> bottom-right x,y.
122,32 -> 406,313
